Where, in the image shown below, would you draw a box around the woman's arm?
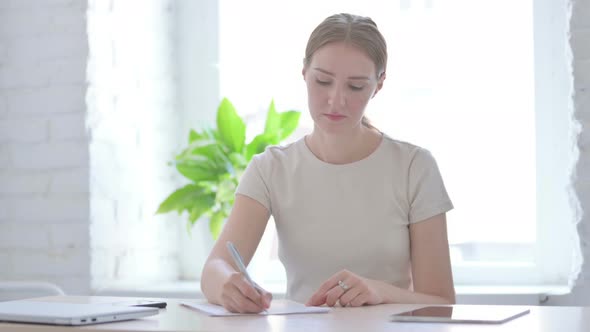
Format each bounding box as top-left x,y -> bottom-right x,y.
407,212 -> 455,303
200,194 -> 272,312
373,212 -> 455,304
307,213 -> 455,306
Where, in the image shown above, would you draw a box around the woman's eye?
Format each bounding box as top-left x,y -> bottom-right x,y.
315,79 -> 331,86
349,85 -> 364,91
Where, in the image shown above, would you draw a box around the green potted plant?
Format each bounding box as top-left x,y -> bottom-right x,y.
156,98 -> 300,239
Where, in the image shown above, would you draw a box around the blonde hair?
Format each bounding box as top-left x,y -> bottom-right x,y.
304,13 -> 387,130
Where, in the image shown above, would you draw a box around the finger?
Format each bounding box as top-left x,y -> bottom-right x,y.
315,270 -> 349,296
261,290 -> 273,308
222,298 -> 237,313
226,302 -> 239,313
235,278 -> 265,309
233,294 -> 266,313
221,291 -> 241,313
226,276 -> 265,313
221,280 -> 243,313
307,271 -> 349,306
349,292 -> 370,307
226,285 -> 266,314
253,283 -> 273,308
336,277 -> 359,306
228,297 -> 247,314
306,291 -> 327,307
339,286 -> 361,307
325,284 -> 346,307
222,274 -> 266,313
325,277 -> 354,307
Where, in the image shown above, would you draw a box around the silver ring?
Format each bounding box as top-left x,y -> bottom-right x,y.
338,280 -> 349,291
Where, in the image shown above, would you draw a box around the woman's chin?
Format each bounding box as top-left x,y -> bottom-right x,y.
315,119 -> 363,135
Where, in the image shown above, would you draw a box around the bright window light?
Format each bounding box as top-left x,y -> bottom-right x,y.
217,0 -> 535,285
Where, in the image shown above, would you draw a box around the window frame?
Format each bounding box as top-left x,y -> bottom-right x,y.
178,0 -> 577,290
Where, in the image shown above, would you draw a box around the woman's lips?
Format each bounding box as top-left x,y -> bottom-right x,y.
324,114 -> 346,121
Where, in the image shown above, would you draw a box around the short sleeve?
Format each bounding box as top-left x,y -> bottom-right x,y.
407,148 -> 453,223
235,155 -> 272,213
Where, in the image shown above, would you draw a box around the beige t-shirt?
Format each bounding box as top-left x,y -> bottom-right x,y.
235,135 -> 453,303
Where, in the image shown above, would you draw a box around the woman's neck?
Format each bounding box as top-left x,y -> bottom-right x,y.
305,125 -> 382,164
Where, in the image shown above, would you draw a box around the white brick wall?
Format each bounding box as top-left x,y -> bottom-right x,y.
0,119 -> 47,143
5,86 -> 86,115
0,0 -> 90,295
86,0 -> 181,289
1,0 -> 182,297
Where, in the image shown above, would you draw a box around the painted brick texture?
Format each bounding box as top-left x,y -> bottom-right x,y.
0,0 -> 90,295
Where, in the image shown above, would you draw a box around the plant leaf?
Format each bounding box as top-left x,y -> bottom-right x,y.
175,140 -> 229,182
188,128 -> 219,145
277,110 -> 301,141
189,129 -> 202,143
262,100 -> 300,141
215,178 -> 236,204
176,159 -> 222,182
158,97 -> 301,240
217,98 -> 246,153
209,210 -> 226,239
245,133 -> 278,161
155,184 -> 214,215
263,99 -> 280,135
182,139 -> 218,154
228,152 -> 248,170
188,199 -> 213,224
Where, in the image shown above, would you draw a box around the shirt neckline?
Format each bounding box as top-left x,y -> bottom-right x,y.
299,132 -> 386,168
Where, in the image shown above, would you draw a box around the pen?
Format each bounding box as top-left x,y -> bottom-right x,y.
226,241 -> 269,313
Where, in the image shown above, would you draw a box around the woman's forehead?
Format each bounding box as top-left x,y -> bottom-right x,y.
309,42 -> 376,78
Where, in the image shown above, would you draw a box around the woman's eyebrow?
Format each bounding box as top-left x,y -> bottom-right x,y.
313,67 -> 370,81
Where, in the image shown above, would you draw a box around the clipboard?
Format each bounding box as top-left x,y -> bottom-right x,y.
390,305 -> 530,324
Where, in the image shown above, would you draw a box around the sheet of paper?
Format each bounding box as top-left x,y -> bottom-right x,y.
181,300 -> 330,316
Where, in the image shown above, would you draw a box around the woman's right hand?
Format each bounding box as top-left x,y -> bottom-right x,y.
220,272 -> 273,313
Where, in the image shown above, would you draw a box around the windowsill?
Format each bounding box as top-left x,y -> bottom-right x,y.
93,280 -> 570,305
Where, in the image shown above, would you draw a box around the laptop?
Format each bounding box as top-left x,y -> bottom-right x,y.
0,300 -> 159,326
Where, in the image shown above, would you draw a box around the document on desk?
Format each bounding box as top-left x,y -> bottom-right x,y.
181,300 -> 330,316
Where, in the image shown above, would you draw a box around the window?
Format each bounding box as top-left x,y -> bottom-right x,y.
179,0 -> 575,288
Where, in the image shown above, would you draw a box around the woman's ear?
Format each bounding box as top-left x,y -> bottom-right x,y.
372,72 -> 386,98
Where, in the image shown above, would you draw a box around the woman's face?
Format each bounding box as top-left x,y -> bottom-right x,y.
303,42 -> 383,135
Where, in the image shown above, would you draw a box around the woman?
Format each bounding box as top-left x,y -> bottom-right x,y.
201,13 -> 455,313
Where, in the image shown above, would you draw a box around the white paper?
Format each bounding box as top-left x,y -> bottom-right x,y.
181,300 -> 330,316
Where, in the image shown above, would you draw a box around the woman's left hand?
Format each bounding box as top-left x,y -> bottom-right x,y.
305,270 -> 384,307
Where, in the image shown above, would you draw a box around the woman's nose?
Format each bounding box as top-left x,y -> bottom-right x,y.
327,85 -> 346,107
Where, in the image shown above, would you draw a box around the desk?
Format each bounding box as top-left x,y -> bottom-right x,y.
0,296 -> 589,332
